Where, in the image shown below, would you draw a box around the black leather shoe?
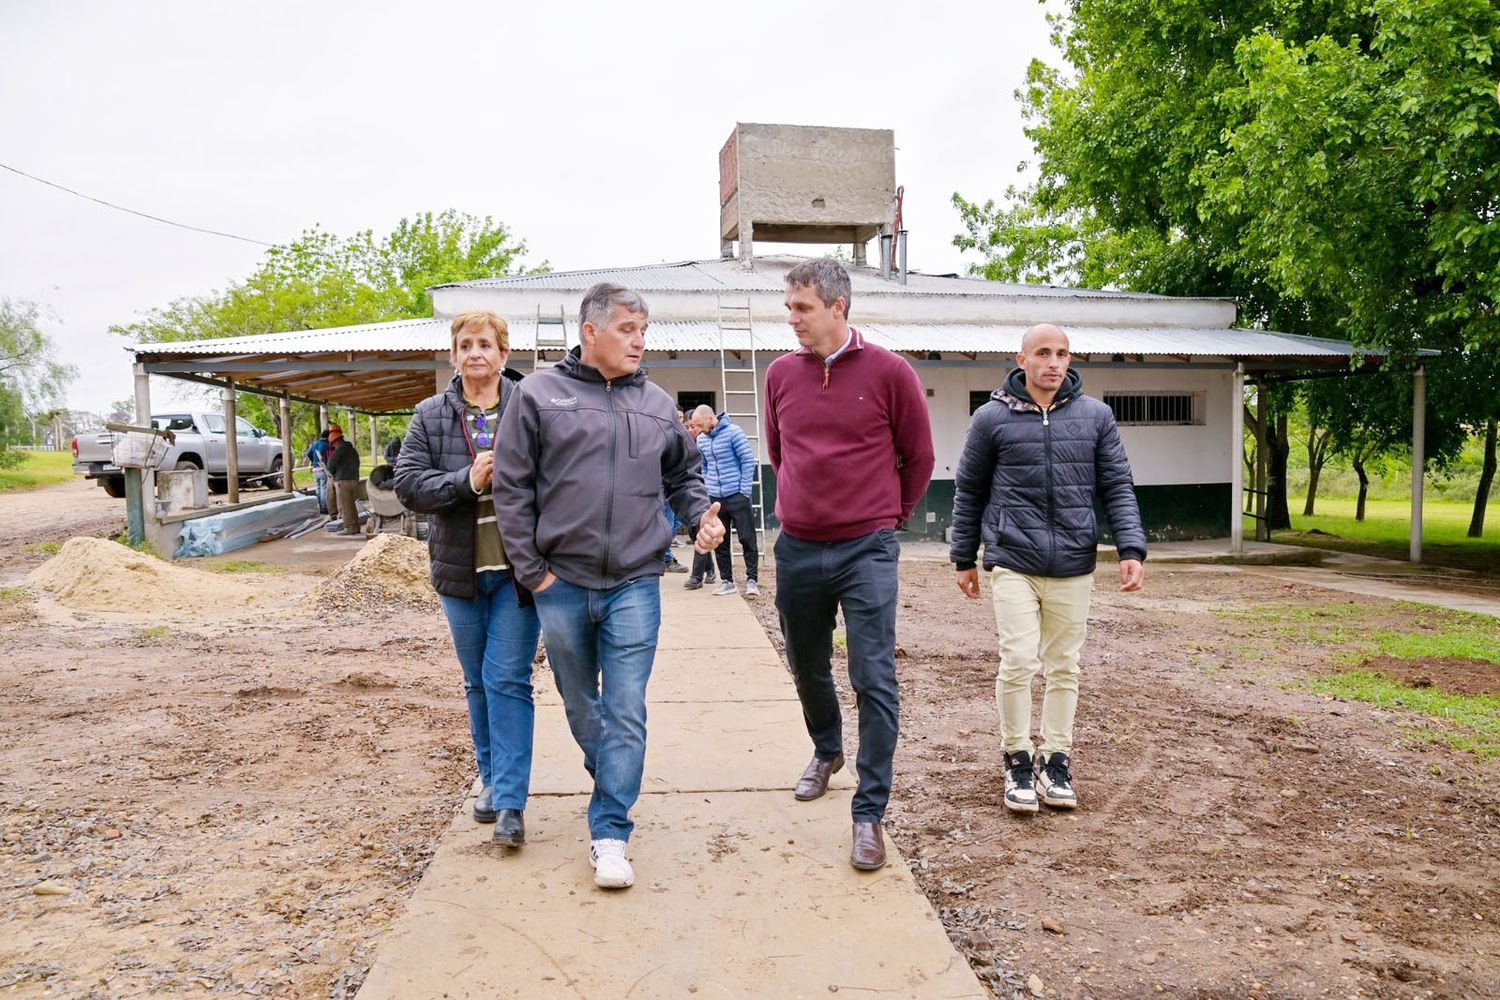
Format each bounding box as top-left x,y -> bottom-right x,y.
491,809 -> 525,848
851,821 -> 886,871
473,785 -> 496,824
793,752 -> 845,801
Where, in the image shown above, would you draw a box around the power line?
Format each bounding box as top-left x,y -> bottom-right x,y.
0,160 -> 278,248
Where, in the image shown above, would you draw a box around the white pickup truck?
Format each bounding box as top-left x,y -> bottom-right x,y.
72,411 -> 286,497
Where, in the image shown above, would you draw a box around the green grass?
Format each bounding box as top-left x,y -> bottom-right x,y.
1272,497 -> 1500,576
23,540 -> 62,556
111,534 -> 163,559
1298,671 -> 1500,758
209,560 -> 285,574
1219,600 -> 1500,663
0,450 -> 75,492
1343,626 -> 1500,664
139,625 -> 170,641
0,586 -> 27,604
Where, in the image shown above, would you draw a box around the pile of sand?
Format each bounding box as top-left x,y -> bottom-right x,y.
311,532 -> 437,609
26,537 -> 266,610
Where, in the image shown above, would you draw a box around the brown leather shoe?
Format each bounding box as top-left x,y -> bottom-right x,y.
793,752 -> 844,801
850,821 -> 886,871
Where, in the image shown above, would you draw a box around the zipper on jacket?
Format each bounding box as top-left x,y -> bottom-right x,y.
602,379 -> 616,580
1043,404 -> 1056,575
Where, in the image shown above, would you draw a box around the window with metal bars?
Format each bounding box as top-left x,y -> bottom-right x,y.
1102,392 -> 1202,426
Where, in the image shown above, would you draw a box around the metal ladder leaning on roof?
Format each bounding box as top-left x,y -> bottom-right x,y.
715,296 -> 768,560
532,306 -> 572,372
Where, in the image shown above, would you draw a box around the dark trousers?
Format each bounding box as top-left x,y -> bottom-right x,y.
710,493 -> 757,582
774,527 -> 901,821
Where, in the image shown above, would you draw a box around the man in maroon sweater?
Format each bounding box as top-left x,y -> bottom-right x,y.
766,258 -> 935,871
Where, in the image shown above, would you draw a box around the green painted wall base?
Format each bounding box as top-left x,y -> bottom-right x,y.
756,468 -> 1230,543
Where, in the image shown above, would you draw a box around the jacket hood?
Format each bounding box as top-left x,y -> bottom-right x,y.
995,367 -> 1083,412
556,346 -> 649,386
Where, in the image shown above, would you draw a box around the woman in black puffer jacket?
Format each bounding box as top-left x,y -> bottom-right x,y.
394,310 -> 539,849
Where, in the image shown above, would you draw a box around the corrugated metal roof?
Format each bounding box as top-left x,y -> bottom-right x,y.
132,317 -> 453,356
436,255 -> 1227,302
134,318 -> 1386,360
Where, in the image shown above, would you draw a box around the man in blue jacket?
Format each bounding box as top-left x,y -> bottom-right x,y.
950,323 -> 1147,815
685,405 -> 760,597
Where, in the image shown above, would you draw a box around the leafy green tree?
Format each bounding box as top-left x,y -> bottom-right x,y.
955,0 -> 1498,531
111,210 -> 541,459
0,297 -> 77,466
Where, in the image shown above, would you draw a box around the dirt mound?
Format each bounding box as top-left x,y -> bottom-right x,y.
311,533 -> 436,609
25,537 -> 266,610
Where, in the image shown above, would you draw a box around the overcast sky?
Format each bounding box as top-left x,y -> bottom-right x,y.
2,1 -> 1057,413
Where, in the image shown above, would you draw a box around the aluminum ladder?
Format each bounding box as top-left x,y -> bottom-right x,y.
715,296 -> 768,559
532,306 -> 571,371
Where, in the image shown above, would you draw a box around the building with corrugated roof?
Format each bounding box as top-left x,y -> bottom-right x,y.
135,253 -> 1397,545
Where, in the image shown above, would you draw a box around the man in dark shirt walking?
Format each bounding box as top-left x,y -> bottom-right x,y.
325,427 -> 362,537
765,258 -> 934,871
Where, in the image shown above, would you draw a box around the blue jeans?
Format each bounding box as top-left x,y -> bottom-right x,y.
438,571 -> 542,811
661,499 -> 679,562
312,468 -> 328,513
532,575 -> 662,841
774,528 -> 901,822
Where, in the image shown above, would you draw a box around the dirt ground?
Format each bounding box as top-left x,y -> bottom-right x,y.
747,559 -> 1500,1000
2,480 -> 1497,999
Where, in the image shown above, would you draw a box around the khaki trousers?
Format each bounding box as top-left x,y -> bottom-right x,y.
333,479 -> 361,535
991,567 -> 1093,757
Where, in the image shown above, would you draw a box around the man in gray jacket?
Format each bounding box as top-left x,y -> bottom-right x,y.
494,282 -> 725,890
950,323 -> 1146,816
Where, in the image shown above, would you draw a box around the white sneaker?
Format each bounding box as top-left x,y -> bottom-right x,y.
744,580 -> 760,597
589,838 -> 635,889
1003,750 -> 1039,814
712,580 -> 737,596
1036,751 -> 1078,809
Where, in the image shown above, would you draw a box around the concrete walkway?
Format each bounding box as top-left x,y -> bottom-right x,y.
356,581 -> 985,999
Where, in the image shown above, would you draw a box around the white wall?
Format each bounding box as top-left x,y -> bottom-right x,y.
525,356 -> 1235,489
909,363 -> 1232,487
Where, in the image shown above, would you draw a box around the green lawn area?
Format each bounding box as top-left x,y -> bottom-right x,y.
0,450 -> 76,492
1271,497 -> 1500,576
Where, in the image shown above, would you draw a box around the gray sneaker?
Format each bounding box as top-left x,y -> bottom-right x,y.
683,576 -> 703,591
744,580 -> 760,597
711,580 -> 737,596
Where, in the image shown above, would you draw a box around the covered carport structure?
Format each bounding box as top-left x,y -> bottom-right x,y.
124,317 -> 455,551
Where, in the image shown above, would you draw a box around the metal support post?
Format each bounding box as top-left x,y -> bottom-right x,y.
1411,366 -> 1426,564
132,363 -> 154,520
223,380 -> 240,505
1230,365 -> 1244,556
280,394 -> 293,495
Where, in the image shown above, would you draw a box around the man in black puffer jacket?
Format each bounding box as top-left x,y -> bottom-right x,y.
950,323 -> 1146,816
